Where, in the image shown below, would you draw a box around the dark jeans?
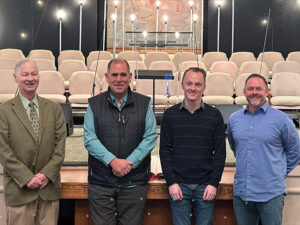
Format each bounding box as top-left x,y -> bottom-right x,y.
233,194 -> 284,225
88,183 -> 147,225
169,183 -> 215,225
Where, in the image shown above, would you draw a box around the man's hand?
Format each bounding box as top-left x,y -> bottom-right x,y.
110,158 -> 133,177
169,183 -> 183,201
26,173 -> 49,189
203,184 -> 217,201
35,173 -> 49,189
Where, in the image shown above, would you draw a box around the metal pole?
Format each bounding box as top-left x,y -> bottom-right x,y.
113,20 -> 116,58
217,5 -> 220,52
102,0 -> 107,50
59,18 -> 62,53
122,0 -> 125,51
231,0 -> 235,54
201,0 -> 204,57
156,6 -> 159,51
190,6 -> 193,51
79,3 -> 82,51
164,21 -> 167,51
131,21 -> 135,51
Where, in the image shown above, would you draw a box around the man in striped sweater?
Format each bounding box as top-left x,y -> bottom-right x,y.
160,67 -> 226,225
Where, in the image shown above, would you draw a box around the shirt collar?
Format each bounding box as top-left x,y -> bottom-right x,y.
109,90 -> 128,109
19,93 -> 39,109
244,101 -> 269,114
180,99 -> 205,111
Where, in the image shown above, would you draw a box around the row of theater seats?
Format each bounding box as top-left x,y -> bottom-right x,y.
1,68 -> 299,109
2,48 -> 300,71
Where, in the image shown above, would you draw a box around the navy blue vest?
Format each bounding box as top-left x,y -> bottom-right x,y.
88,89 -> 151,187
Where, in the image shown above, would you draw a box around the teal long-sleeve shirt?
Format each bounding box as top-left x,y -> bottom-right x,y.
84,96 -> 157,169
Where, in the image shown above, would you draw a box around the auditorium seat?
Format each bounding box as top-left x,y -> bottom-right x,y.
239,61 -> 270,80
210,61 -> 239,81
272,61 -> 300,75
0,58 -> 20,70
89,60 -> 109,80
202,51 -> 228,71
58,50 -> 85,66
229,51 -> 256,69
257,51 -> 284,77
68,71 -> 101,105
37,71 -> 66,103
28,49 -> 55,62
148,61 -> 177,74
270,72 -> 300,107
234,73 -> 252,105
117,51 -> 143,62
202,72 -> 234,105
0,70 -> 18,103
128,61 -> 147,90
34,59 -> 56,71
87,51 -> 112,69
286,51 -> 300,64
144,52 -> 171,68
172,52 -> 197,70
181,61 -> 207,72
58,60 -> 87,89
0,48 -> 24,59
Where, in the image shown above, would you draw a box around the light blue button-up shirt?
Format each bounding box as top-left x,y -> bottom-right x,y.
228,102 -> 300,202
84,93 -> 157,169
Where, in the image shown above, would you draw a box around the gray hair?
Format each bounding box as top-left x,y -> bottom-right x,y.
14,58 -> 39,74
107,58 -> 130,74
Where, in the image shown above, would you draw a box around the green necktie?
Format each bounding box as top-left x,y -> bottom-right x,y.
29,102 -> 39,138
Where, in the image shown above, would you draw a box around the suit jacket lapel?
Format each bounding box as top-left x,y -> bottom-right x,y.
11,95 -> 37,141
38,96 -> 48,140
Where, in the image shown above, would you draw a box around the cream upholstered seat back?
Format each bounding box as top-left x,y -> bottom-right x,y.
234,73 -> 252,105
87,51 -> 112,69
58,60 -> 87,81
210,61 -> 239,81
202,51 -> 228,71
239,61 -> 270,80
37,71 -> 66,103
34,59 -> 56,71
172,52 -> 197,70
272,61 -> 300,75
144,52 -> 171,68
28,49 -> 55,62
229,52 -> 256,69
202,72 -> 234,105
0,48 -> 24,59
69,71 -> 101,104
117,51 -> 143,62
58,50 -> 85,66
0,58 -> 20,70
89,60 -> 109,80
0,70 -> 17,103
270,72 -> 300,107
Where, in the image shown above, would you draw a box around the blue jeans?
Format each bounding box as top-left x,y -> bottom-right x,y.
169,183 -> 215,225
233,194 -> 284,225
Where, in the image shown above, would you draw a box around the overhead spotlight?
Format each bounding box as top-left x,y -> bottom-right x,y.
262,19 -> 267,25
37,0 -> 44,7
188,0 -> 194,7
113,0 -> 119,6
130,14 -> 136,22
78,0 -> 86,5
56,9 -> 66,20
215,0 -> 224,6
163,15 -> 168,23
155,0 -> 160,7
111,13 -> 117,21
20,32 -> 27,39
193,14 -> 198,21
143,31 -> 148,38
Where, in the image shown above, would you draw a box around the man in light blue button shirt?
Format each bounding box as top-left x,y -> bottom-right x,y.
228,74 -> 300,225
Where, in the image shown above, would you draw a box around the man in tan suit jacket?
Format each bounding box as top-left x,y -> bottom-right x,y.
0,58 -> 66,225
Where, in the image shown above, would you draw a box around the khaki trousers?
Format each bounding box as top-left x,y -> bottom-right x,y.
6,197 -> 59,225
